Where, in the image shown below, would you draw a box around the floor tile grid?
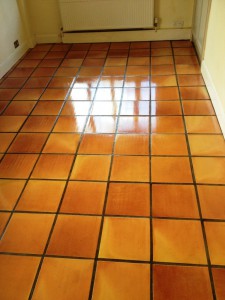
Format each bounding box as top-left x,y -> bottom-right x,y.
171,42 -> 217,300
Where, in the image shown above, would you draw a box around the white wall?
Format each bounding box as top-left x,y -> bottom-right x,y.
0,0 -> 29,78
201,0 -> 225,136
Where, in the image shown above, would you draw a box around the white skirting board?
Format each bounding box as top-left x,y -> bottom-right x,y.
62,28 -> 192,43
0,43 -> 29,79
201,61 -> 225,137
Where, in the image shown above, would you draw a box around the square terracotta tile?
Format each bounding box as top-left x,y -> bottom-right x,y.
54,67 -> 79,77
122,87 -> 150,100
151,41 -> 171,48
151,101 -> 182,115
9,68 -> 34,78
0,213 -> 54,254
68,88 -> 95,100
151,75 -> 177,87
53,116 -> 86,132
153,219 -> 207,264
85,116 -> 117,133
130,41 -> 150,48
175,55 -> 199,65
61,101 -> 91,115
0,116 -> 26,132
66,51 -> 87,59
174,48 -> 196,56
205,221 -> 225,265
151,48 -> 172,56
176,64 -> 201,74
127,57 -> 150,66
177,74 -> 205,86
182,100 -> 215,115
189,135 -> 225,156
105,57 -> 127,66
32,258 -> 94,300
92,261 -> 150,300
0,180 -> 26,210
98,77 -> 124,88
152,184 -> 199,218
172,40 -> 193,47
124,76 -> 150,88
17,59 -> 41,68
21,116 -> 56,132
151,56 -> 173,65
60,181 -> 107,214
114,134 -> 149,155
79,67 -> 102,77
32,101 -> 63,115
0,255 -> 40,300
151,116 -> 184,133
126,66 -> 149,76
151,65 -> 175,75
95,88 -> 122,101
108,49 -> 129,57
151,134 -> 188,155
61,58 -> 83,67
47,215 -> 101,257
102,66 -> 126,76
212,268 -> 225,300
0,101 -> 9,114
14,89 -> 44,100
99,217 -> 150,260
0,77 -> 27,88
48,77 -> 74,88
43,133 -> 80,154
193,157 -> 225,184
16,180 -> 66,212
39,59 -> 62,67
87,50 -> 108,58
40,89 -> 69,100
118,116 -> 150,133
151,87 -> 179,100
129,49 -> 150,57
78,134 -> 114,154
110,42 -> 130,49
45,51 -> 67,59
82,58 -> 105,67
8,133 -> 48,153
72,43 -> 90,50
106,183 -> 150,216
91,101 -> 120,115
73,77 -> 99,88
70,155 -> 111,181
120,101 -> 150,116
152,157 -> 193,183
51,44 -> 71,51
0,154 -> 38,179
198,185 -> 225,219
31,154 -> 74,180
31,67 -> 57,77
186,116 -> 221,133
153,265 -> 213,300
0,212 -> 10,235
111,156 -> 150,182
25,51 -> 47,59
180,87 -> 209,99
0,133 -> 16,152
3,101 -> 36,116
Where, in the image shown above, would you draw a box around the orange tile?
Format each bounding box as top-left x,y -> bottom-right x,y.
122,87 -> 150,100
212,268 -> 225,300
70,155 -> 111,181
0,180 -> 26,210
61,58 -> 83,67
53,116 -> 86,132
124,76 -> 150,88
153,219 -> 207,264
126,66 -> 149,76
153,264 -> 213,300
79,67 -> 102,77
114,134 -> 149,155
176,64 -> 201,74
0,116 -> 26,132
189,135 -> 225,156
31,67 -> 57,77
91,101 -> 120,115
151,75 -> 177,87
78,134 -> 114,154
32,101 -> 63,115
17,59 -> 41,68
0,255 -> 40,300
0,89 -> 19,100
92,261 -> 150,300
110,42 -> 130,49
108,49 -> 129,57
60,181 -> 107,214
72,43 -> 90,50
21,116 -> 56,132
182,100 -> 215,115
98,76 -> 124,88
152,157 -> 193,183
39,59 -> 62,67
25,51 -> 47,59
82,58 -> 105,67
193,157 -> 225,184
129,49 -> 150,57
9,68 -> 34,78
175,55 -> 199,65
4,101 -> 36,116
177,74 -> 205,86
40,89 -> 69,100
54,67 -> 79,77
151,101 -> 182,115
87,50 -> 107,58
0,77 -> 27,88
61,101 -> 91,115
151,134 -> 188,155
120,101 -> 150,116
48,77 -> 74,88
66,51 -> 87,59
0,101 -> 9,113
68,88 -> 95,100
100,217 -> 150,261
151,65 -> 175,75
151,41 -> 171,48
180,87 -> 209,99
43,133 -> 80,154
102,66 -> 125,76
31,154 -> 74,180
51,44 -> 71,51
151,48 -> 172,56
198,185 -> 225,219
185,116 -> 221,133
16,180 -> 66,212
8,133 -> 48,153
151,116 -> 184,133
89,43 -> 109,51
0,213 -> 54,254
14,88 -> 44,100
151,87 -> 179,100
130,41 -> 150,48
118,116 -> 149,133
85,116 -> 117,133
0,133 -> 16,152
0,154 -> 38,179
47,215 -> 101,257
151,56 -> 173,65
32,44 -> 52,51
172,40 -> 193,47
32,258 -> 94,300
105,57 -> 127,66
127,57 -> 150,66
0,212 -> 10,235
95,88 -> 122,101
74,77 -> 99,88
45,51 -> 67,59
106,183 -> 150,216
205,222 -> 225,265
111,156 -> 149,182
152,184 -> 199,218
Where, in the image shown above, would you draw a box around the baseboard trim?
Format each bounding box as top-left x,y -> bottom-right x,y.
201,60 -> 225,137
0,42 -> 29,79
62,28 -> 192,43
35,34 -> 62,44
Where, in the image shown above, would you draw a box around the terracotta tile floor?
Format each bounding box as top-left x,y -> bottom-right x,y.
0,40 -> 225,300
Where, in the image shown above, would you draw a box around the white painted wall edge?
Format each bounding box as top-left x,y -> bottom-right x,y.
35,34 -> 62,44
0,42 -> 29,79
62,28 -> 192,43
201,60 -> 225,138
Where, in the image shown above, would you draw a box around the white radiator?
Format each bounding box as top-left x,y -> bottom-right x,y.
58,0 -> 154,32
